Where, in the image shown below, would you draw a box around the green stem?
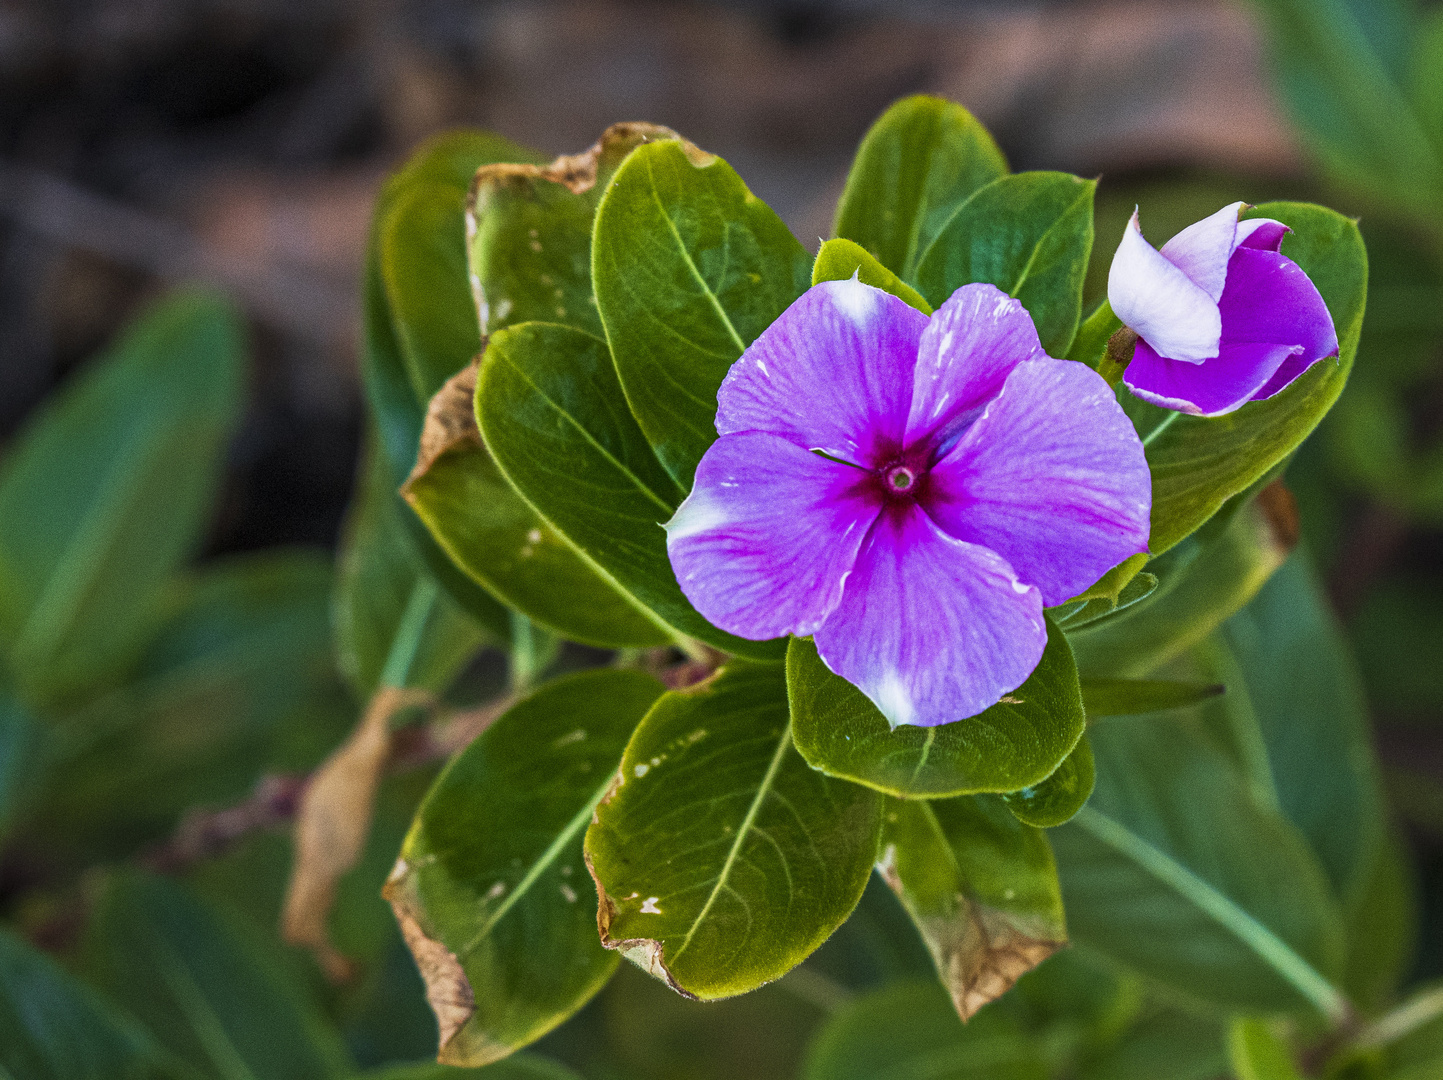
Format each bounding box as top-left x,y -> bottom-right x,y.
380,578 -> 439,690
1142,410 -> 1183,448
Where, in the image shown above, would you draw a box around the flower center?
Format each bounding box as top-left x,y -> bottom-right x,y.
886,466 -> 916,492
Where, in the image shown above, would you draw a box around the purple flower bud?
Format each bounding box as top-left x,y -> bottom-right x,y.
665,278 -> 1151,728
1107,202 -> 1339,417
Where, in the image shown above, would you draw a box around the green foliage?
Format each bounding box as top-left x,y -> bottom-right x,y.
386,670 -> 665,1065
0,291 -> 245,708
879,796 -> 1066,1019
914,172 -> 1096,356
802,980 -> 1050,1080
592,138 -> 812,485
358,1057 -> 583,1080
811,238 -> 932,313
833,95 -> 1008,282
0,927 -> 183,1080
585,663 -> 882,1000
1000,734 -> 1095,828
1079,678 -> 1225,719
1229,1017 -> 1304,1080
787,618 -> 1086,798
83,870 -> 352,1080
476,320 -> 780,659
334,446 -> 488,697
1053,712 -> 1348,1019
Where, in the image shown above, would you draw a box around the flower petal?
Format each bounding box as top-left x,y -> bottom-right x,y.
1108,210 -> 1221,362
1235,217 -> 1289,252
1159,201 -> 1246,302
927,359 -> 1151,606
904,283 -> 1049,451
666,431 -> 879,640
1219,247 -> 1339,361
814,505 -> 1045,728
1123,336 -> 1299,417
715,277 -> 928,466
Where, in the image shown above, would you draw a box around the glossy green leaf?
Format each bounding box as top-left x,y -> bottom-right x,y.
37,549 -> 350,858
469,122 -> 679,338
1065,298 -> 1123,369
593,138 -> 812,485
0,290 -> 244,707
1229,1017 -> 1303,1080
405,437 -> 671,651
1214,553 -> 1386,912
801,980 -> 1049,1080
878,795 -> 1066,1019
1001,734 -> 1095,827
1129,203 -> 1367,556
786,617 -> 1086,798
1053,569 -> 1157,630
476,320 -> 782,659
811,238 -> 932,313
1252,0 -> 1443,219
336,445 -> 488,697
1079,678 -> 1225,719
1069,492 -> 1293,678
833,95 -> 1008,282
363,132 -> 538,638
585,663 -> 882,1000
0,927 -> 181,1080
913,171 -> 1096,355
1051,714 -> 1348,1018
360,1057 -> 583,1080
387,670 -> 665,1066
83,870 -> 352,1080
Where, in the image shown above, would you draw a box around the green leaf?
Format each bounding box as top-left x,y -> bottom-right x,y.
1134,203 -> 1367,556
0,927 -> 183,1080
1214,553 -> 1386,912
83,869 -> 353,1080
913,172 -> 1096,356
363,132 -> 540,639
1065,298 -> 1123,369
404,365 -> 669,649
801,980 -> 1050,1080
0,688 -> 41,839
833,95 -> 1008,283
476,320 -> 782,659
0,290 -> 244,707
593,138 -> 812,485
1000,733 -> 1095,828
1080,678 -> 1225,719
469,123 -> 680,338
877,796 -> 1066,1019
1343,827 -> 1417,1012
787,617 -> 1086,798
1229,1017 -> 1303,1080
359,1056 -> 583,1080
336,444 -> 488,697
36,549 -> 350,859
386,669 -> 665,1066
584,663 -> 882,1000
1075,1008 -> 1226,1080
1414,8 -> 1443,143
1051,714 -> 1348,1018
1052,562 -> 1156,631
1069,492 -> 1294,678
1251,0 -> 1443,219
811,238 -> 932,312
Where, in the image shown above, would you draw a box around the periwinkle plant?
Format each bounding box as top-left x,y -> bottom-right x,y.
376,95 -> 1382,1074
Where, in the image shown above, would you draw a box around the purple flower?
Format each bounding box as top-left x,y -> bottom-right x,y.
664,278 -> 1152,728
1107,202 -> 1339,417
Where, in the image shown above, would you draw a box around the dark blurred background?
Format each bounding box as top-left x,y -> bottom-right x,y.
2,0 -> 1441,980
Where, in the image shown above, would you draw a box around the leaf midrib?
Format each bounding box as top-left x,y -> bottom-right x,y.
671,723 -> 793,963
461,770 -> 618,954
1072,804 -> 1348,1021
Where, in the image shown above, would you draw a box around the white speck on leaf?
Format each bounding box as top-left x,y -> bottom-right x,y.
560,884 -> 578,903
486,882 -> 506,899
640,897 -> 662,914
633,763 -> 650,778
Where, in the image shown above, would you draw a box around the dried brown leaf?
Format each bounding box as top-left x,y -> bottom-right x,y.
282,685 -> 429,980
